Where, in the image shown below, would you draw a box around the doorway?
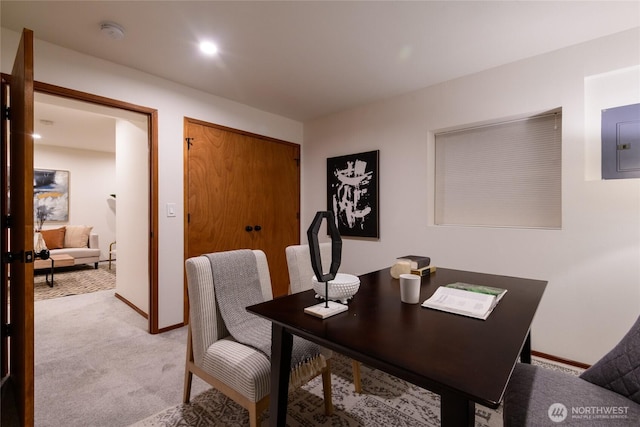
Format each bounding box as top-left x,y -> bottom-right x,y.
33,82 -> 159,331
33,92 -> 143,306
2,32 -> 161,424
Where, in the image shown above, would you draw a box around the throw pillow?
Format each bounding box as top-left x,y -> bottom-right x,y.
64,225 -> 93,248
40,227 -> 65,249
580,315 -> 640,404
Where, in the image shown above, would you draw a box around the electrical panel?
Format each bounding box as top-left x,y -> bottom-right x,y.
602,103 -> 640,179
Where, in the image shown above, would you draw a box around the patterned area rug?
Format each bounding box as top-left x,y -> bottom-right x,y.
131,353 -> 583,427
34,263 -> 116,301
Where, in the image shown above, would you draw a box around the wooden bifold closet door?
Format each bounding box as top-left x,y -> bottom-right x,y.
185,118 -> 300,297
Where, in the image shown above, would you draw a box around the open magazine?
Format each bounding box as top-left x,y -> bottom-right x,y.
421,282 -> 507,320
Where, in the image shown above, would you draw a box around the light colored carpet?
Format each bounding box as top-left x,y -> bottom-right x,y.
34,289 -> 209,427
34,262 -> 115,301
34,289 -> 582,427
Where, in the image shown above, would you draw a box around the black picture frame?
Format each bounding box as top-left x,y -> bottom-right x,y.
327,150 -> 379,238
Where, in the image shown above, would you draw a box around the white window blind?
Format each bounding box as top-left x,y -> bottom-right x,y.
435,111 -> 562,229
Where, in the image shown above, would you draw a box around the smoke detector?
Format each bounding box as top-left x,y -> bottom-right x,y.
100,22 -> 125,40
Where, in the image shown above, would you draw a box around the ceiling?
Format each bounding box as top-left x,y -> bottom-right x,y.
31,93 -> 147,153
2,1 -> 639,149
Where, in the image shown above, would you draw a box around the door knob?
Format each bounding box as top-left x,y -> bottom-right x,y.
245,226 -> 253,232
254,225 -> 262,231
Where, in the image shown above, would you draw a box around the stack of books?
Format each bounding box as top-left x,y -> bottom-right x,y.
411,265 -> 436,276
396,255 -> 435,276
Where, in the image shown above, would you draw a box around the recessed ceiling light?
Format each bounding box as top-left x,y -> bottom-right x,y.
199,41 -> 218,56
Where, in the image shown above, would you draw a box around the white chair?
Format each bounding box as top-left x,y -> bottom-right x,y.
184,249 -> 333,427
286,243 -> 363,393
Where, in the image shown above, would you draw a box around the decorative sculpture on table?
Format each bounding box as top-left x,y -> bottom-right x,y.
304,211 -> 359,318
308,211 -> 341,308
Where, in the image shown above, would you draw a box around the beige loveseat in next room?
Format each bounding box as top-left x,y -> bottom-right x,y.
39,225 -> 101,268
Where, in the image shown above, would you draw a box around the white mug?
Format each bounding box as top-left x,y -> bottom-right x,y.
399,273 -> 421,304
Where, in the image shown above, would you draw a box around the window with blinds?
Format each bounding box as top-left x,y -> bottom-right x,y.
434,110 -> 562,229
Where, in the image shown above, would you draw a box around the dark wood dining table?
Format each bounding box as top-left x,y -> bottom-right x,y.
247,267 -> 547,427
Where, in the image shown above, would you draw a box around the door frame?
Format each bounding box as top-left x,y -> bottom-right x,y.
13,79 -> 161,333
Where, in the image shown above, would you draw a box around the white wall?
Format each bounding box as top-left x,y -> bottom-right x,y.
303,28 -> 640,365
115,119 -> 149,313
2,27 -> 303,329
34,144 -> 116,259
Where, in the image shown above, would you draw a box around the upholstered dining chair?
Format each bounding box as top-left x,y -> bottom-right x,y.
285,243 -> 363,393
503,315 -> 640,426
184,249 -> 333,427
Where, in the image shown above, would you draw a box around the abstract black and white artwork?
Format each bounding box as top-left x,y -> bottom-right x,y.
327,150 -> 379,238
34,169 -> 69,223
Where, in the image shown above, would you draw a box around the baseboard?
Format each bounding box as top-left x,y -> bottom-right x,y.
114,292 -> 148,319
113,292 -> 185,333
532,350 -> 591,370
157,322 -> 186,334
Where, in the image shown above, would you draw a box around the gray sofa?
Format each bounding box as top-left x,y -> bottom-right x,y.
504,315 -> 640,426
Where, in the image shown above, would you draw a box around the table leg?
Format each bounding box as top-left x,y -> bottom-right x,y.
49,258 -> 56,287
441,393 -> 474,427
44,259 -> 55,287
520,332 -> 532,364
269,323 -> 292,427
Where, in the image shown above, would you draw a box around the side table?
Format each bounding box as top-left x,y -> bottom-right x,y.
33,254 -> 75,287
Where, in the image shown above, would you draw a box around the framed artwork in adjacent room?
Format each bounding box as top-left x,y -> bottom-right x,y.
33,168 -> 70,224
327,150 -> 379,238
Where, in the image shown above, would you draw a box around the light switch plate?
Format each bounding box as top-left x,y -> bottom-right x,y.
166,203 -> 176,217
